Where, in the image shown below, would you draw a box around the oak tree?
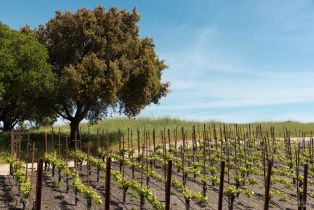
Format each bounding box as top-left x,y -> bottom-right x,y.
37,6 -> 169,142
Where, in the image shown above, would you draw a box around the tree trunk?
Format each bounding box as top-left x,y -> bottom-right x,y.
70,119 -> 81,147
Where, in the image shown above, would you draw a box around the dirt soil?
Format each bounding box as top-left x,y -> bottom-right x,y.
0,158 -> 314,210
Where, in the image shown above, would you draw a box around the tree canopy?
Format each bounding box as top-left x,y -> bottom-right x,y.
36,6 -> 169,140
0,23 -> 56,131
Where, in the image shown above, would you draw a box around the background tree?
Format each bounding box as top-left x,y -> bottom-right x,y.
36,6 -> 169,142
0,23 -> 56,131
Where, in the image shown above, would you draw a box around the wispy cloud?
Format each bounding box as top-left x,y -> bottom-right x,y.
144,8 -> 314,123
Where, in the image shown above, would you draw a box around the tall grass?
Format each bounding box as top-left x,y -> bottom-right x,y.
1,117 -> 314,163
36,117 -> 203,134
36,117 -> 314,138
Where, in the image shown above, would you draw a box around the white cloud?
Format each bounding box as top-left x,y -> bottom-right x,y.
146,22 -> 314,122
146,1 -> 314,122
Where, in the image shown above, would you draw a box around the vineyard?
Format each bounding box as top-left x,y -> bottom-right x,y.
2,124 -> 314,210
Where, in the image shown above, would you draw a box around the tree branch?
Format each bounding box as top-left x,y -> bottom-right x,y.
56,110 -> 71,120
62,103 -> 74,120
78,105 -> 90,121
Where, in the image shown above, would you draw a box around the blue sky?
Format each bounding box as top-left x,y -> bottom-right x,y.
2,0 -> 314,123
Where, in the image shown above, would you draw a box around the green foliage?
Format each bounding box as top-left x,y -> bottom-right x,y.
72,150 -> 164,209
248,178 -> 259,185
309,191 -> 314,198
0,23 -> 56,130
44,153 -> 103,204
72,178 -> 103,204
7,156 -> 31,199
270,190 -> 288,202
36,6 -> 169,139
96,148 -> 209,205
209,175 -> 220,185
183,189 -> 192,201
112,171 -> 165,210
224,186 -> 239,197
192,192 -> 208,204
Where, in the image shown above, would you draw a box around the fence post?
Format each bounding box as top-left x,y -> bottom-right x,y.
165,160 -> 172,210
303,164 -> 308,210
218,161 -> 225,210
10,129 -> 14,155
106,129 -> 109,152
105,157 -> 112,210
97,128 -> 100,148
264,160 -> 273,210
34,159 -> 43,210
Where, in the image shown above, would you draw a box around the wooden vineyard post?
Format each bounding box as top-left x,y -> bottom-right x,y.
74,131 -> 78,170
118,131 -> 122,172
25,134 -> 30,177
192,125 -> 196,158
262,137 -> 267,184
74,132 -> 79,207
218,161 -> 225,210
106,129 -> 109,152
122,135 -> 125,175
87,146 -> 90,185
45,132 -> 48,153
165,160 -> 172,210
28,141 -> 36,207
213,125 -> 217,150
140,144 -> 145,209
122,135 -> 127,204
181,129 -> 186,184
137,129 -> 140,155
152,129 -> 156,167
310,138 -> 314,164
302,164 -> 308,210
52,131 -> 55,177
97,128 -> 100,149
95,133 -> 101,181
174,127 -> 177,156
31,142 -> 36,175
101,129 -> 104,151
163,127 -> 166,149
153,129 -> 156,152
128,129 -> 134,179
51,127 -> 54,150
65,135 -> 69,161
44,132 -> 48,171
145,133 -> 150,186
58,128 -> 61,157
197,123 -> 201,145
17,130 -> 21,160
26,133 -> 30,159
202,131 -> 207,197
162,131 -> 166,179
65,135 -> 69,192
264,160 -> 273,210
148,131 -> 152,168
119,135 -> 128,203
9,130 -> 14,175
87,133 -> 92,209
296,143 -> 301,207
168,128 -> 171,146
87,127 -> 91,175
127,128 -> 130,150
219,126 -> 223,161
79,127 -> 82,151
10,129 -> 14,155
34,159 -> 43,210
105,157 -> 112,210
